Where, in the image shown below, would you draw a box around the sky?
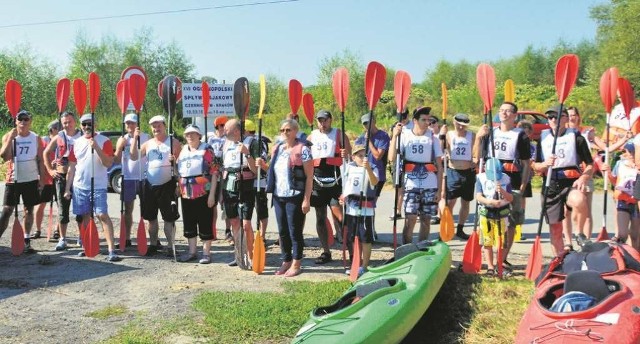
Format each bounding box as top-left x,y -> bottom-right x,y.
0,0 -> 602,86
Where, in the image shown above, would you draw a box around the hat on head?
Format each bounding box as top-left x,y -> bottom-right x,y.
361,113 -> 372,124
454,113 -> 470,126
244,119 -> 256,132
413,106 -> 431,119
149,115 -> 166,124
214,115 -> 228,128
352,144 -> 366,155
80,113 -> 93,123
545,106 -> 569,116
47,120 -> 61,131
316,110 -> 332,119
184,124 -> 202,136
485,158 -> 503,181
123,113 -> 138,123
17,110 -> 32,119
624,141 -> 635,154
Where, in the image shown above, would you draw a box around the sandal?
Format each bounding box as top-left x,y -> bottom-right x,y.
30,231 -> 41,239
314,252 -> 332,265
275,262 -> 292,275
485,268 -> 496,276
284,268 -> 302,278
564,244 -> 574,252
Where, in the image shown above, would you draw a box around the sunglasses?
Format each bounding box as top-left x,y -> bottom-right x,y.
81,122 -> 92,127
280,128 -> 292,133
362,121 -> 369,126
546,114 -> 567,120
317,117 -> 329,122
455,118 -> 470,124
17,117 -> 30,122
428,119 -> 437,125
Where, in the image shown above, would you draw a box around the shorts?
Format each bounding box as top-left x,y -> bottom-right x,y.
3,180 -> 40,207
55,177 -> 72,224
255,189 -> 269,220
143,180 -> 180,222
72,188 -> 108,216
122,180 -> 143,203
541,179 -> 576,225
39,184 -> 56,203
344,214 -> 374,244
479,217 -> 507,247
403,188 -> 438,217
523,181 -> 532,197
446,168 -> 475,201
181,195 -> 214,240
222,189 -> 256,220
617,200 -> 640,218
311,182 -> 341,208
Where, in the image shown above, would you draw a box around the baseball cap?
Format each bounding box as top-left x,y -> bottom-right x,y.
149,115 -> 166,124
361,113 -> 372,124
316,110 -> 332,119
79,113 -> 93,123
47,120 -> 61,131
352,144 -> 366,155
244,119 -> 256,132
123,113 -> 138,123
413,106 -> 431,119
214,115 -> 228,128
17,110 -> 32,120
454,113 -> 470,125
184,124 -> 202,136
624,141 -> 635,154
545,106 -> 569,116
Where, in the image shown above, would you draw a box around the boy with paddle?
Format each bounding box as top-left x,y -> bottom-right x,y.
63,114 -> 121,261
388,107 -> 443,244
0,110 -> 46,253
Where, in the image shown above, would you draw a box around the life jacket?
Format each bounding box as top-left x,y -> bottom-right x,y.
6,131 -> 39,183
266,140 -> 306,193
540,129 -> 582,179
177,143 -> 216,199
310,128 -> 343,167
613,160 -> 637,204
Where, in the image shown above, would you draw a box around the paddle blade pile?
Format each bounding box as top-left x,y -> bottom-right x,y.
599,67 -> 619,113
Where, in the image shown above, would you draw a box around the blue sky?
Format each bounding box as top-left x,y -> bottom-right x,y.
0,0 -> 601,85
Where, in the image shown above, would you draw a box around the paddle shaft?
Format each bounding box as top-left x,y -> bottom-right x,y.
602,115 -> 610,230
472,114 -> 488,230
256,116 -> 263,235
355,110 -> 376,263
487,109 -> 505,271
167,83 -> 177,262
392,115 -> 403,251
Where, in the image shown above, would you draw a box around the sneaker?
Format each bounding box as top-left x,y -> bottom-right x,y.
576,233 -> 588,247
115,240 -> 133,249
107,251 -> 122,262
456,230 -> 470,240
199,255 -> 211,264
23,242 -> 35,254
388,213 -> 402,220
145,245 -> 159,256
55,240 -> 68,251
179,252 -> 198,263
78,251 -> 86,257
30,231 -> 41,239
227,259 -> 238,267
431,216 -> 440,225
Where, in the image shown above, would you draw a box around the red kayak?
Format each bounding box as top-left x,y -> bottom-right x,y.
516,242 -> 640,344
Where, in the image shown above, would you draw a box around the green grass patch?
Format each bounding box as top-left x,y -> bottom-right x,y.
86,304 -> 129,319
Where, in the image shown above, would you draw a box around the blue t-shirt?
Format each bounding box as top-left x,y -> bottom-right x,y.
355,129 -> 391,182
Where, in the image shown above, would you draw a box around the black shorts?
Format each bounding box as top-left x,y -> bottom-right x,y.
523,181 -> 532,197
39,184 -> 56,203
446,168 -> 476,201
255,189 -> 269,220
541,178 -> 576,225
311,182 -> 341,208
374,181 -> 384,197
222,189 -> 256,220
3,180 -> 40,207
344,214 -> 374,244
142,180 -> 180,222
181,195 -> 214,240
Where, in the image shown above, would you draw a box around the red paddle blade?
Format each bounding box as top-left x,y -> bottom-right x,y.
288,79 -> 303,114
597,226 -> 609,241
525,236 -> 543,281
137,220 -> 148,256
302,93 -> 315,126
11,218 -> 24,256
116,80 -> 130,114
72,79 -> 87,114
554,54 -> 580,103
56,78 -> 71,114
599,67 -> 619,113
332,67 -> 350,112
87,219 -> 100,258
119,216 -> 127,253
476,63 -> 496,111
325,217 -> 334,247
201,81 -> 210,117
365,61 -> 387,110
129,74 -> 147,113
462,230 -> 481,274
618,77 -> 636,118
350,236 -> 361,282
5,79 -> 22,117
393,71 -> 411,112
88,72 -> 100,113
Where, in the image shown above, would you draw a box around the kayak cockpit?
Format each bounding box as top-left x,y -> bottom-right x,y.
313,278 -> 400,316
538,270 -> 622,314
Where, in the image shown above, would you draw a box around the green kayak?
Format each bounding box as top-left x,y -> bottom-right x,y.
292,240 -> 451,344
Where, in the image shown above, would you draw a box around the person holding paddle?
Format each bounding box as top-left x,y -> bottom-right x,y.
208,115 -> 232,242
475,102 -> 531,273
243,119 -> 270,244
33,120 -> 61,239
263,118 -> 313,277
130,115 -> 182,256
176,124 -> 218,263
0,110 -> 46,253
114,113 -> 150,248
43,111 -> 82,249
63,114 -> 121,261
307,110 -> 351,264
533,107 -> 593,255
388,106 -> 443,244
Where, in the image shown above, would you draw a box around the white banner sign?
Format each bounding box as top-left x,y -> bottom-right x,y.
181,83 -> 234,117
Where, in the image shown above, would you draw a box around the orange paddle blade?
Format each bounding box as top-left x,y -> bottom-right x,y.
87,220 -> 100,258
596,226 -> 609,242
497,234 -> 504,279
349,236 -> 361,282
462,230 -> 482,274
440,205 -> 455,242
325,217 -> 334,247
525,236 -> 543,281
246,228 -> 255,261
252,231 -> 265,274
119,215 -> 127,253
11,218 -> 24,256
137,220 -> 148,256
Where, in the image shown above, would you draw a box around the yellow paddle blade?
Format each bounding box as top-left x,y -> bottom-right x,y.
252,231 -> 265,274
440,206 -> 455,242
258,74 -> 266,119
441,82 -> 448,120
504,79 -> 515,102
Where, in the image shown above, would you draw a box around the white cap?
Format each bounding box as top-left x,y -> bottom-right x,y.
148,115 -> 166,124
79,113 -> 93,123
123,113 -> 138,123
184,124 -> 202,136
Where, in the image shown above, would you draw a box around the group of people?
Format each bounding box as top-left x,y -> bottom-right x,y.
1,100 -> 639,278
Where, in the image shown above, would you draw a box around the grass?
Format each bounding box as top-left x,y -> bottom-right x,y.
104,272 -> 534,344
86,304 -> 129,319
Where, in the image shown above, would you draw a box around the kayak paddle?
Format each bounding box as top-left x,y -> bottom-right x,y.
51,78 -> 70,242
440,82 -> 455,242
597,68 -> 618,242
128,72 -> 148,255
87,72 -> 101,258
252,74 -> 267,275
332,67 -> 350,263
392,70 -> 411,252
233,76 -> 251,269
116,79 -> 130,253
72,78 -> 88,251
5,79 -> 25,256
